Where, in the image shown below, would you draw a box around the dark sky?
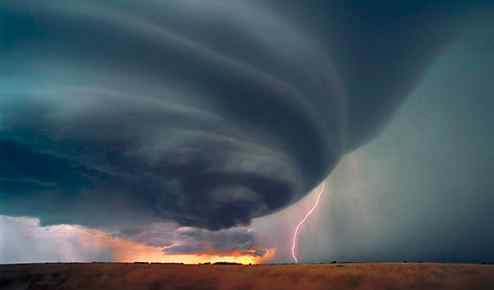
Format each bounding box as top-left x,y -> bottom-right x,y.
287,18 -> 494,263
1,1 -> 493,263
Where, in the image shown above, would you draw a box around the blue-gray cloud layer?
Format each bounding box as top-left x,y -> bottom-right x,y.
0,1 -> 481,230
284,16 -> 494,263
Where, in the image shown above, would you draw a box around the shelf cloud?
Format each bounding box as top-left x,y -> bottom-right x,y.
0,1 -> 478,231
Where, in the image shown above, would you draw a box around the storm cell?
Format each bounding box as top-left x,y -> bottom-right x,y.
0,0 -> 472,230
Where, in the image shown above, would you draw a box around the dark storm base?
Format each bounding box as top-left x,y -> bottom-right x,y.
1,262 -> 493,290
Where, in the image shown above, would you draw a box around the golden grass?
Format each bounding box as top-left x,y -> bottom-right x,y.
1,262 -> 493,290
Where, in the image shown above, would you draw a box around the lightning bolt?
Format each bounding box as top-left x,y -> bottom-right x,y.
291,181 -> 326,263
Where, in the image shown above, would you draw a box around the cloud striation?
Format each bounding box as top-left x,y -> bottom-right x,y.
0,1 -> 479,231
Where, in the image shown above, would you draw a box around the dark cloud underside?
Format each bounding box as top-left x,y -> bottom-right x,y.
0,0 -> 487,230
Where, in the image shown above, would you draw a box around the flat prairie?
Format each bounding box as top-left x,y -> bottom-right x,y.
1,263 -> 493,290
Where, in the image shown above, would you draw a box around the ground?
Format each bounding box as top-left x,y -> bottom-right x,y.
1,263 -> 493,290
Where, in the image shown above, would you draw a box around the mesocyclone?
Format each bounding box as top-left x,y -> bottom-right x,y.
0,1 -> 474,231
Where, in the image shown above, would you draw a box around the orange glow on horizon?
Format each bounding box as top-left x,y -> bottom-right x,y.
73,226 -> 275,265
115,244 -> 276,265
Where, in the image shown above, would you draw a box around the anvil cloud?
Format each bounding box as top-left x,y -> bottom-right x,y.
0,1 -> 479,232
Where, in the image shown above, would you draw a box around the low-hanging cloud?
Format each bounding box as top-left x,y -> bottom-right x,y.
117,222 -> 262,256
0,216 -> 269,263
0,0 -> 481,231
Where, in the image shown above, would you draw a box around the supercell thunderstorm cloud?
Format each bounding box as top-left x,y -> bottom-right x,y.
0,0 -> 488,256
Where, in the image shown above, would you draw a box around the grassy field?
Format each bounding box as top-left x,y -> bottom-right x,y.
1,262 -> 493,290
